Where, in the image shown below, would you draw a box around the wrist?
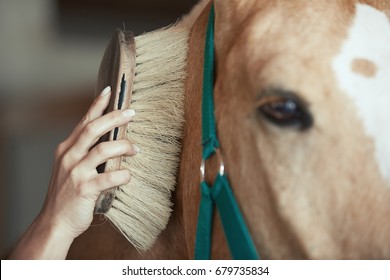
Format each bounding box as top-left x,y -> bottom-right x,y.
35,210 -> 76,251
9,212 -> 75,259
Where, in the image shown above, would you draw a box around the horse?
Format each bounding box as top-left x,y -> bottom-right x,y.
67,0 -> 390,259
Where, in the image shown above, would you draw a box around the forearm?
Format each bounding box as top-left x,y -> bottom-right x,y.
8,213 -> 75,260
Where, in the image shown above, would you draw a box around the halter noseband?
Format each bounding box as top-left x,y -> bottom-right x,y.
194,4 -> 259,260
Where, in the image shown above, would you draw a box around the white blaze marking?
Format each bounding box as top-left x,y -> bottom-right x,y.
332,4 -> 390,183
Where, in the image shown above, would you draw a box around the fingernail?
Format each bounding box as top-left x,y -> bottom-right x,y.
123,109 -> 135,118
101,86 -> 111,96
123,170 -> 132,182
133,144 -> 141,153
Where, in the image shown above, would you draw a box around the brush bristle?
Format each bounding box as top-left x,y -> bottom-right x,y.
105,25 -> 188,252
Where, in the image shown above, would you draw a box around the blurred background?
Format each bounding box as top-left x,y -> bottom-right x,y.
0,0 -> 198,258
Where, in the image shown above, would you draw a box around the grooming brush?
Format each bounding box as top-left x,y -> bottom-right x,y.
93,25 -> 188,252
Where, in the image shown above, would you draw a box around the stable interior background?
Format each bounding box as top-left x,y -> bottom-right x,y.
0,0 -> 198,258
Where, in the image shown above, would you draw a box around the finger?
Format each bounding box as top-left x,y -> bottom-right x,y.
81,140 -> 138,170
59,86 -> 112,153
92,169 -> 132,193
83,86 -> 112,124
74,86 -> 113,135
73,109 -> 135,154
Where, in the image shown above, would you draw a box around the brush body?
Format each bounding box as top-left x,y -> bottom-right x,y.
94,26 -> 188,252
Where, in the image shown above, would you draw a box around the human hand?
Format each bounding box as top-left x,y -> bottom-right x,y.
40,86 -> 137,240
9,86 -> 138,259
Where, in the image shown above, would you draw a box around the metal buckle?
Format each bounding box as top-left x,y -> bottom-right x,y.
200,148 -> 225,182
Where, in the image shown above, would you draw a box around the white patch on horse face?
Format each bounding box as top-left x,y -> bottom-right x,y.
332,4 -> 390,184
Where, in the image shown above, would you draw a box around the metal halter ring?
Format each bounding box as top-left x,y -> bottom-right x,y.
200,148 -> 225,182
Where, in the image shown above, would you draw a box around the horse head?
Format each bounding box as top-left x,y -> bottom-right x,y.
187,0 -> 390,259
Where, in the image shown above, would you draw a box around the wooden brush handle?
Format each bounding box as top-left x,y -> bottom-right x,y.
94,29 -> 136,214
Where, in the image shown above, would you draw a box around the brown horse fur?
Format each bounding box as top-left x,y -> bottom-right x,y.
67,0 -> 390,259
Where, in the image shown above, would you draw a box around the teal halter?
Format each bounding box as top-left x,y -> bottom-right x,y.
194,4 -> 260,260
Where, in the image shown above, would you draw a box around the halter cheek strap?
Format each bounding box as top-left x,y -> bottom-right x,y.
194,4 -> 259,260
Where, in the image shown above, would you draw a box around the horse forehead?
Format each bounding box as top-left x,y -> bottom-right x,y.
332,3 -> 390,184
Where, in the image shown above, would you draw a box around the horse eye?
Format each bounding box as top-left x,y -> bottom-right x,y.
258,89 -> 313,130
